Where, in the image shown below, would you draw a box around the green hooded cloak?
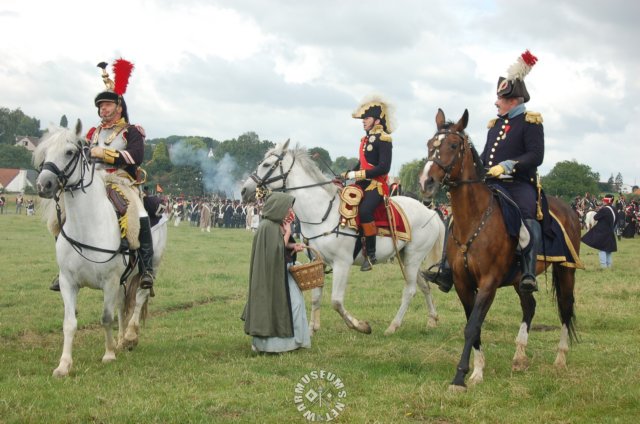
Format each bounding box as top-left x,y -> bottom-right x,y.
242,192 -> 295,337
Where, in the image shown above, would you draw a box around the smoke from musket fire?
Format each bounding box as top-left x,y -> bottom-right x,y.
169,141 -> 242,199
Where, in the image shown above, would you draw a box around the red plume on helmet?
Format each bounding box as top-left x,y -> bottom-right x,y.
112,59 -> 134,96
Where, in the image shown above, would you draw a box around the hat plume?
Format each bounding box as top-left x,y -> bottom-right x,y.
506,49 -> 538,81
112,58 -> 134,96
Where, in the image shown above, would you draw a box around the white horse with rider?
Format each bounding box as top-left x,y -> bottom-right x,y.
242,140 -> 445,335
35,121 -> 167,377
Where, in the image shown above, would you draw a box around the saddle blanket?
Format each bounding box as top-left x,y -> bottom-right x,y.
490,184 -> 584,269
339,185 -> 411,241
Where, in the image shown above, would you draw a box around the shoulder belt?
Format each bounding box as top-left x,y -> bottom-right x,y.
525,111 -> 543,124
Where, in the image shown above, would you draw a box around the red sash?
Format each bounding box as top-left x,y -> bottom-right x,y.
358,136 -> 389,195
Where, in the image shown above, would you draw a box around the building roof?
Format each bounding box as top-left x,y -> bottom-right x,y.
0,168 -> 20,188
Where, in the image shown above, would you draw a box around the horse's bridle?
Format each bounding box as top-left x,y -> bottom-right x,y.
248,149 -> 350,235
248,150 -> 296,199
427,129 -> 483,188
39,141 -> 95,199
40,141 -> 130,269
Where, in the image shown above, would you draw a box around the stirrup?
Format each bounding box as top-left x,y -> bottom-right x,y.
140,272 -> 155,289
49,276 -> 60,292
360,256 -> 376,272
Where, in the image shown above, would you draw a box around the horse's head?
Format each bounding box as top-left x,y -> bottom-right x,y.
420,109 -> 482,198
35,119 -> 90,199
241,139 -> 293,202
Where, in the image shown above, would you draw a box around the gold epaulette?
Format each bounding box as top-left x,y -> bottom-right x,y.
525,111 -> 543,124
487,118 -> 497,128
370,125 -> 392,142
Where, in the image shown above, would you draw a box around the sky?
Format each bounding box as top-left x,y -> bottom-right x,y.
1,0 -> 639,189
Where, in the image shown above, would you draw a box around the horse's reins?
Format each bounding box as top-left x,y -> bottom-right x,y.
429,128 -> 495,271
251,150 -> 349,232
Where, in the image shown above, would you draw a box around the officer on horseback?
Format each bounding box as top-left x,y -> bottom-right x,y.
49,59 -> 155,291
425,50 -> 544,293
341,95 -> 395,271
482,50 -> 544,293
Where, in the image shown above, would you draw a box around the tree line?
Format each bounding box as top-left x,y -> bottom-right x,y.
0,106 -> 634,202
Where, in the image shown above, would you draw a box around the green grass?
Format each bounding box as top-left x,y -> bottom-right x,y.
1,211 -> 639,423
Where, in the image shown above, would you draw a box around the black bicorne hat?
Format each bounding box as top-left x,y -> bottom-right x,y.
351,95 -> 397,133
496,50 -> 538,103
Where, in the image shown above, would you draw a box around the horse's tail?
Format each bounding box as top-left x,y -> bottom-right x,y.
423,216 -> 445,271
551,264 -> 579,343
123,274 -> 149,325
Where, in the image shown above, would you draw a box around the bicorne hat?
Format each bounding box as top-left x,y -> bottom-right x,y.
351,94 -> 397,133
496,50 -> 538,103
94,59 -> 134,122
602,194 -> 614,205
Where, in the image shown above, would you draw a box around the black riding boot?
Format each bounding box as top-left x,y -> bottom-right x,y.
361,235 -> 378,272
360,222 -> 377,272
520,219 -> 541,293
422,221 -> 453,292
138,217 -> 155,289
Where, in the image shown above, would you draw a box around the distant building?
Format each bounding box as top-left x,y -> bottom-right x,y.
14,135 -> 41,152
0,168 -> 38,193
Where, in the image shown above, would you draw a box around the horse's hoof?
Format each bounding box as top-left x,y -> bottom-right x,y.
468,373 -> 483,386
427,316 -> 439,328
448,384 -> 467,393
512,357 -> 529,372
553,354 -> 567,369
52,361 -> 71,377
102,353 -> 116,363
358,321 -> 372,334
384,323 -> 399,336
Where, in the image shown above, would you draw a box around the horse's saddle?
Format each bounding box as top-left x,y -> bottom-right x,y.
488,184 -> 584,270
339,184 -> 411,241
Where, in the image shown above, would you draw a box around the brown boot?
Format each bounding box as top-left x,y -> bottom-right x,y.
360,222 -> 377,272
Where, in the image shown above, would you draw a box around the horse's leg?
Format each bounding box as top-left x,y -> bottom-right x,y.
309,286 -> 323,335
53,276 -> 78,377
101,279 -> 120,363
331,263 -> 372,334
451,286 -> 496,391
512,288 -> 536,371
552,265 -> 576,368
416,270 -> 439,328
115,285 -> 126,349
385,254 -> 428,335
123,287 -> 150,349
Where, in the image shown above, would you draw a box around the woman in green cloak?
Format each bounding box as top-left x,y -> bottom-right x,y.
242,192 -> 311,352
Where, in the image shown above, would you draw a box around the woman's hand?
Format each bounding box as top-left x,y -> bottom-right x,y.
291,243 -> 306,252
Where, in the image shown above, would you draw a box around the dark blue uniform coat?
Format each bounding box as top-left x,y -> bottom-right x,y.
582,205 -> 618,252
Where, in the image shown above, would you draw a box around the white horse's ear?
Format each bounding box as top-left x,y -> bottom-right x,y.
282,138 -> 290,151
75,119 -> 82,137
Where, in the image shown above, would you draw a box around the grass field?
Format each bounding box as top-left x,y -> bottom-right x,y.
1,209 -> 639,423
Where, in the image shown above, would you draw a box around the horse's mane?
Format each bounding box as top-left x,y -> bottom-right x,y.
33,126 -> 79,168
267,143 -> 338,196
441,121 -> 485,179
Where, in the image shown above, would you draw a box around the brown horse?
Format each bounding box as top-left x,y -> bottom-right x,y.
420,109 -> 583,391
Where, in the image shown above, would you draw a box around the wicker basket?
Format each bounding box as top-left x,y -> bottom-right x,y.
289,246 -> 325,291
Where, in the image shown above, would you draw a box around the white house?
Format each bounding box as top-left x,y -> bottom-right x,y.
14,136 -> 41,152
0,168 -> 37,193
